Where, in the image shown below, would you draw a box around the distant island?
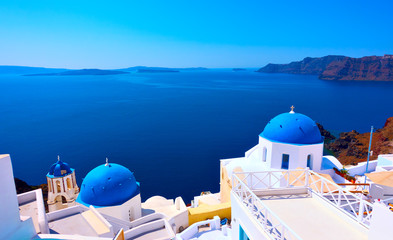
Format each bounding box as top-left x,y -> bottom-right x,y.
24,69 -> 129,76
257,54 -> 393,81
0,66 -> 209,76
0,66 -> 67,75
120,66 -> 208,73
137,69 -> 179,73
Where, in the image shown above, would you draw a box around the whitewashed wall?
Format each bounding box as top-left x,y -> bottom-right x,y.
231,192 -> 271,240
0,154 -> 37,240
97,194 -> 141,222
258,137 -> 323,171
369,202 -> 393,239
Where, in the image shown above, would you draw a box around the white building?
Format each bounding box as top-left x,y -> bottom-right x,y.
47,156 -> 79,212
0,154 -> 37,240
229,168 -> 393,240
220,108 -> 329,202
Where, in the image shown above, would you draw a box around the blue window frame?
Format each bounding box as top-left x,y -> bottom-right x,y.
282,154 -> 289,169
307,154 -> 312,170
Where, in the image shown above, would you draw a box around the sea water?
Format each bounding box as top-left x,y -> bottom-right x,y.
1,69 -> 393,202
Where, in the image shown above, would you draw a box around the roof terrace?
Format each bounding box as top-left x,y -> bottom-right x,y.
232,169 -> 372,240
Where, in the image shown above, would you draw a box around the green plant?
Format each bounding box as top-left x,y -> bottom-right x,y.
340,168 -> 349,175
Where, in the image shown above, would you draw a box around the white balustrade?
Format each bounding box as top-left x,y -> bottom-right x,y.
232,169 -> 374,240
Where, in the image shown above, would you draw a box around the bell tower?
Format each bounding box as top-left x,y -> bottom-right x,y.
46,156 -> 79,212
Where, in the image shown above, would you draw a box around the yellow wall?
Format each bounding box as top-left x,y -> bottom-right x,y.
188,202 -> 231,225
220,165 -> 244,203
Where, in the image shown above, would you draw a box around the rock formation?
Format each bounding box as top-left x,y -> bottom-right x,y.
326,117 -> 393,165
258,54 -> 393,81
320,55 -> 393,81
257,55 -> 346,75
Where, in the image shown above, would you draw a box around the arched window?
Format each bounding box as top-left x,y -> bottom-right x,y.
262,147 -> 267,162
47,179 -> 52,192
56,180 -> 61,193
61,196 -> 67,204
281,154 -> 289,169
66,178 -> 72,190
307,154 -> 313,170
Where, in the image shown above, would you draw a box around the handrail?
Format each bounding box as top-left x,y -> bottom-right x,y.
309,170 -> 373,227
175,216 -> 220,240
232,174 -> 302,240
233,169 -> 373,230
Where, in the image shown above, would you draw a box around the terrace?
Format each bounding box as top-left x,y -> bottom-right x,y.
232,169 -> 371,240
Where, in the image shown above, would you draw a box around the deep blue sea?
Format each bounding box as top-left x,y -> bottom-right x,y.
1,69 -> 393,202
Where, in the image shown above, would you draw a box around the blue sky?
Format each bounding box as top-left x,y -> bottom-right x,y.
1,0 -> 392,68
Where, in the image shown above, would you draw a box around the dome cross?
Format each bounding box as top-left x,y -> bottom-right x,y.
290,105 -> 295,114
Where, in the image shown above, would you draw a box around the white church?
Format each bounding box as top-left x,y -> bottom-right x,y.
220,107 -> 344,202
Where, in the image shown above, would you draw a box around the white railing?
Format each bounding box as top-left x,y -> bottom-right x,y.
232,173 -> 302,240
175,216 -> 221,240
232,169 -> 374,234
308,170 -> 373,227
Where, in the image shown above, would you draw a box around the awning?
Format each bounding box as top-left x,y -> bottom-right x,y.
366,171 -> 393,188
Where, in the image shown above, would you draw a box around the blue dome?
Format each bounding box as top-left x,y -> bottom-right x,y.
77,163 -> 140,207
47,159 -> 73,178
260,112 -> 323,144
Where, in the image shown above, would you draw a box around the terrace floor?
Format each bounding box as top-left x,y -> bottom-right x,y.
257,194 -> 368,240
19,199 -> 40,233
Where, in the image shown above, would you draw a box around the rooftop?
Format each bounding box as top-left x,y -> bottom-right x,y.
258,194 -> 367,240
232,169 -> 372,240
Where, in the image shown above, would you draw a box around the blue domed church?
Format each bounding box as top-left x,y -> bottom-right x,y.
259,108 -> 324,171
76,159 -> 142,221
220,107 -> 325,202
46,156 -> 79,212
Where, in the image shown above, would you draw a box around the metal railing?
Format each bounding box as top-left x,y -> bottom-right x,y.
232,169 -> 373,239
232,173 -> 302,240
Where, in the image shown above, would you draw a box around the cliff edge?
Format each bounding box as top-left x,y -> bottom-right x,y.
257,55 -> 346,75
258,54 -> 393,81
319,55 -> 393,81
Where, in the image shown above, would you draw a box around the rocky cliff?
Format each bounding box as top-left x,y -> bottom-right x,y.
258,54 -> 393,81
257,55 -> 346,75
326,117 -> 393,165
319,55 -> 393,81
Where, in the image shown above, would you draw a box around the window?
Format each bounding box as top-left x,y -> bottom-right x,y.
307,154 -> 313,170
56,180 -> 61,193
262,147 -> 267,162
282,154 -> 289,169
66,178 -> 72,190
